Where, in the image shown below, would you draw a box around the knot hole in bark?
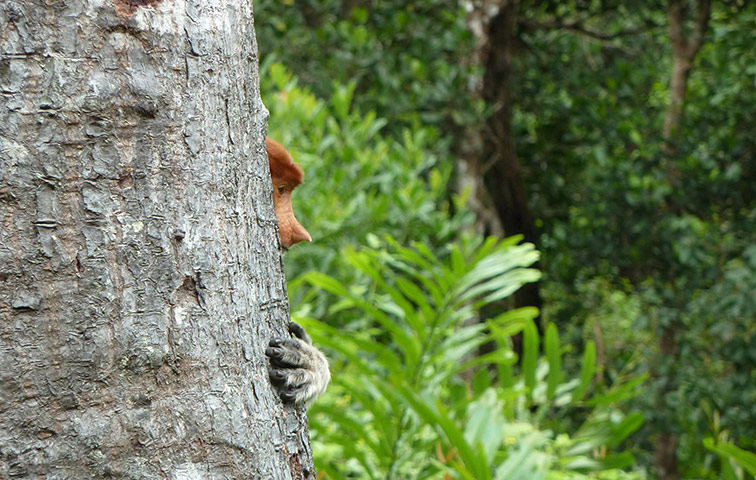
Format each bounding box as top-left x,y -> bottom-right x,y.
176,275 -> 200,307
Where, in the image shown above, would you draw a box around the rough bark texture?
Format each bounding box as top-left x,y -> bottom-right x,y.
0,1 -> 315,478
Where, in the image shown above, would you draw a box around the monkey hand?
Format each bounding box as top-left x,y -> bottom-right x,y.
266,321 -> 330,407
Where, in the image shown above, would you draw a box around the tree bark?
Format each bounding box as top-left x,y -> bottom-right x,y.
663,0 -> 711,141
0,1 -> 315,478
461,0 -> 542,317
654,1 -> 711,479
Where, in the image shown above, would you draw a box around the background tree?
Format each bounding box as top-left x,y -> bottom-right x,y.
255,0 -> 756,478
0,1 -> 314,478
656,2 -> 712,478
460,0 -> 543,325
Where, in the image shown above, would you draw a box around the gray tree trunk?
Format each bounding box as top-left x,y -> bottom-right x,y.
460,0 -> 542,325
0,1 -> 315,478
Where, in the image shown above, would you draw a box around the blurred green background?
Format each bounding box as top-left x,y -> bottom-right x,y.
256,1 -> 756,478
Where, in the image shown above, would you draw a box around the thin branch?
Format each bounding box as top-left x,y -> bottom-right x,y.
688,0 -> 712,55
521,18 -> 661,42
667,0 -> 712,57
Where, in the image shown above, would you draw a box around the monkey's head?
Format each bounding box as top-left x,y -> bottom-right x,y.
266,137 -> 312,250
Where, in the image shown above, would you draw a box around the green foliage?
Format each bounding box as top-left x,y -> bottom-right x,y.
262,61 -> 475,317
256,0 -> 478,136
515,3 -> 756,476
259,1 -> 756,477
292,237 -> 644,479
704,438 -> 756,478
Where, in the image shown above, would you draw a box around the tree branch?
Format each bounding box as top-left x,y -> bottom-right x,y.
521,18 -> 661,42
688,0 -> 712,56
667,0 -> 712,58
667,0 -> 686,50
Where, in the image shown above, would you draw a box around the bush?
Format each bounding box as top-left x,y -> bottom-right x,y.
292,236 -> 645,479
263,61 -> 474,319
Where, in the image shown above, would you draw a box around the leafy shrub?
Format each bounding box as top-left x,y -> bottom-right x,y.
262,61 -> 474,319
263,59 -> 647,479
291,236 -> 645,479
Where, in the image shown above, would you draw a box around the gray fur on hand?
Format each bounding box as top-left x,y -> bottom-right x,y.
266,322 -> 330,407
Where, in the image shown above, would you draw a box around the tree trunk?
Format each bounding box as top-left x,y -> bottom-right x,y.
0,1 -> 315,478
663,0 -> 711,142
654,1 -> 711,479
662,55 -> 693,141
461,0 -> 542,317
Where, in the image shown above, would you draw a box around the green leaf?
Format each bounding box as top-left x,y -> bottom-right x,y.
471,366 -> 493,395
545,323 -> 562,401
389,258 -> 445,307
394,383 -> 491,480
488,308 -> 539,337
455,348 -> 517,377
703,438 -> 756,476
493,438 -> 544,480
454,245 -> 540,305
297,317 -> 403,374
305,271 -> 422,368
349,251 -> 425,335
572,340 -> 596,402
522,320 -> 539,395
301,271 -> 351,297
471,236 -> 507,264
439,323 -> 489,366
395,277 -> 435,327
585,373 -> 648,407
450,244 -> 466,277
331,81 -> 356,119
609,412 -> 645,446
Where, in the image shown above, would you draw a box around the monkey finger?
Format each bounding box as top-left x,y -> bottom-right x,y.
266,339 -> 309,368
288,322 -> 312,345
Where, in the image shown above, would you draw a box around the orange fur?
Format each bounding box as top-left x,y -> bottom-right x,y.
266,137 -> 311,249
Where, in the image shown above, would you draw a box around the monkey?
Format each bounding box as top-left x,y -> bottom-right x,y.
264,136 -> 330,407
265,136 -> 312,250
266,321 -> 330,407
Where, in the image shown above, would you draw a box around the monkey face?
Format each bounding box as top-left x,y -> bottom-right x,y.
266,137 -> 311,250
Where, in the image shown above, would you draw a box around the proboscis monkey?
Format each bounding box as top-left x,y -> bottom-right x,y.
264,136 -> 330,407
265,136 -> 312,250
